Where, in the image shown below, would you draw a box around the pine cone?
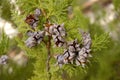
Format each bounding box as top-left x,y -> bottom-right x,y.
44,23 -> 66,47
25,9 -> 41,30
0,55 -> 8,65
81,31 -> 92,49
25,30 -> 45,48
52,35 -> 66,47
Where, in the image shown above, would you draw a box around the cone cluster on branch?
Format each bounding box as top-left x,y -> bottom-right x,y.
55,31 -> 92,67
25,9 -> 67,48
24,9 -> 92,67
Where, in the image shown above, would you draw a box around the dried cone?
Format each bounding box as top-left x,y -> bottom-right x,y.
44,22 -> 66,47
25,30 -> 45,48
0,55 -> 8,65
25,9 -> 41,30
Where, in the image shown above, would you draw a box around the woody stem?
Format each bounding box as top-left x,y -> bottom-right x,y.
46,35 -> 52,80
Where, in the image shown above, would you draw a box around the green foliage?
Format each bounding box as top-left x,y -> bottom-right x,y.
92,33 -> 110,52
65,8 -> 90,41
51,65 -> 84,80
15,0 -> 72,22
0,30 -> 9,55
83,40 -> 120,80
113,0 -> 120,11
29,56 -> 48,80
0,0 -> 12,21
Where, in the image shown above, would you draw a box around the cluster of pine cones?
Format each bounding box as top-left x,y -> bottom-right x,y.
25,9 -> 66,48
55,31 -> 92,67
24,9 -> 92,67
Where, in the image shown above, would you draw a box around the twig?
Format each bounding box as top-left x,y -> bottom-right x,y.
41,9 -> 48,19
82,0 -> 112,13
46,35 -> 52,80
82,0 -> 98,12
